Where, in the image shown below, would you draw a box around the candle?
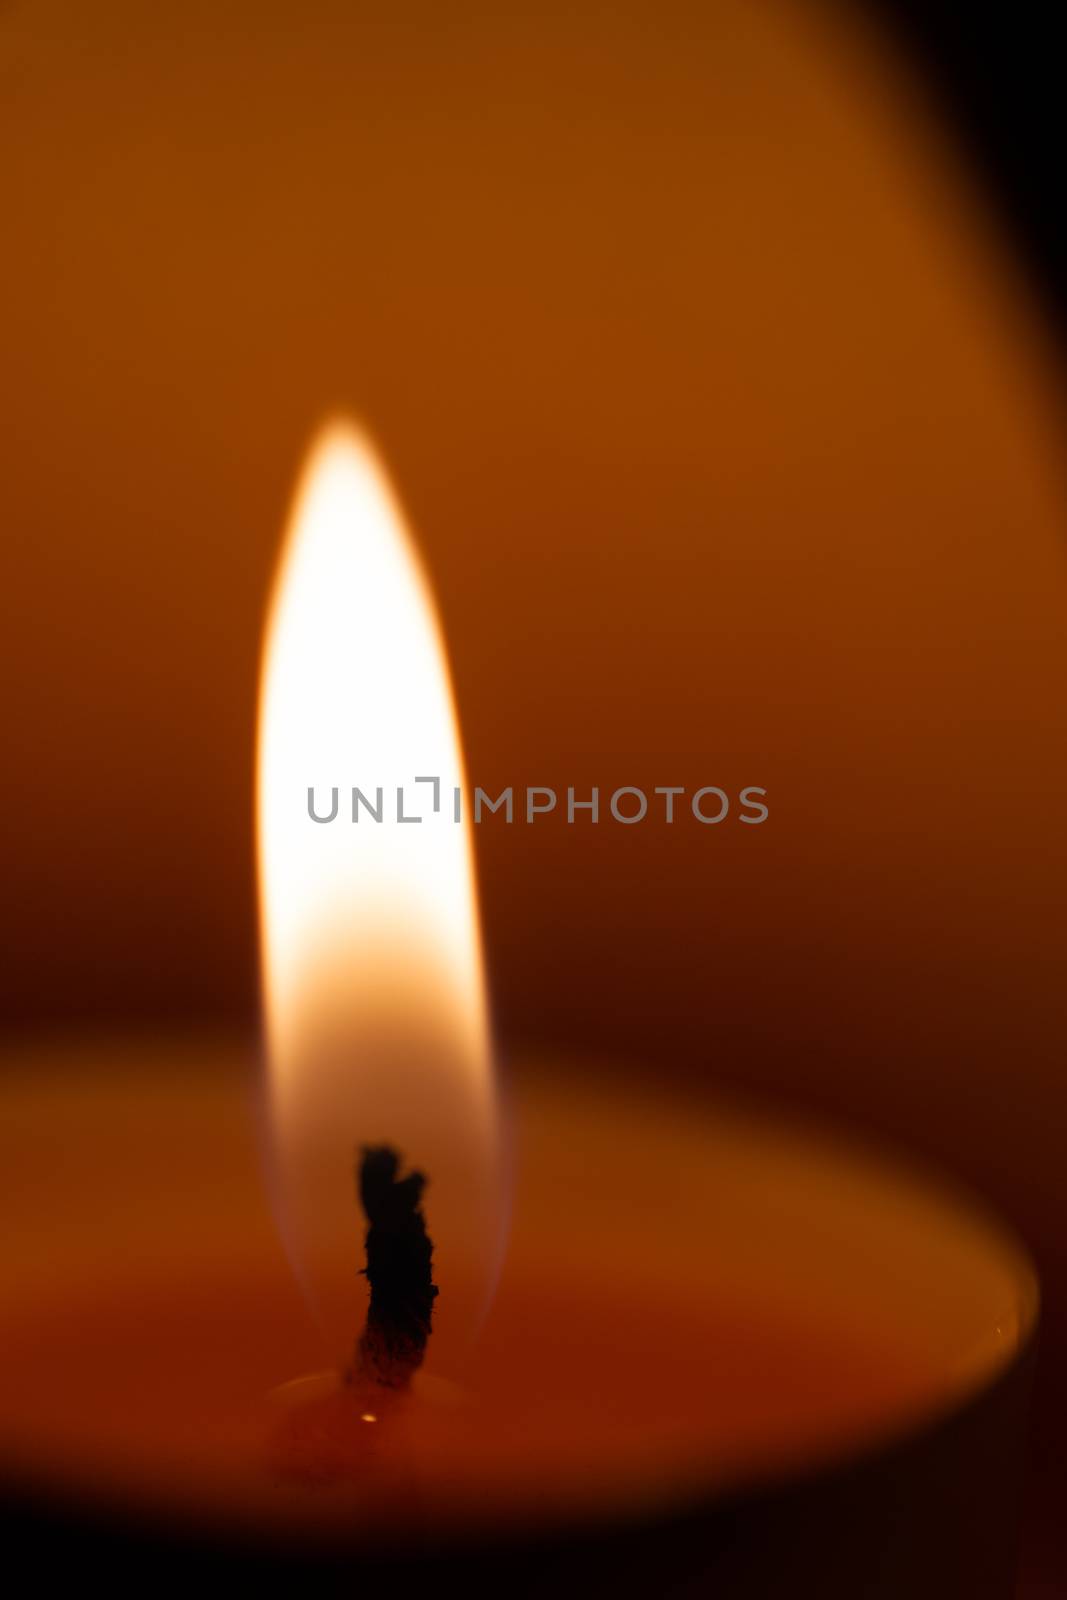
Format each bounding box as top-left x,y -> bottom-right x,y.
0,1037 -> 1036,1594
0,425 -> 1038,1595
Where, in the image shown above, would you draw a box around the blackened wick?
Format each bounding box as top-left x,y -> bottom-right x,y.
354,1145 -> 439,1388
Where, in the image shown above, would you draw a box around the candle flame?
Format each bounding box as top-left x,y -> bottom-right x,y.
257,419 -> 501,1369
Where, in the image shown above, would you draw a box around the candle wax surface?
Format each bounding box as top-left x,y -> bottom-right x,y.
0,1037 -> 1035,1539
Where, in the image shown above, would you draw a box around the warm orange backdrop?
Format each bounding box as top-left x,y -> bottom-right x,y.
2,0 -> 1066,1522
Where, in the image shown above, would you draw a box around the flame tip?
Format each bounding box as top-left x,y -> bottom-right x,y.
305,412 -> 381,462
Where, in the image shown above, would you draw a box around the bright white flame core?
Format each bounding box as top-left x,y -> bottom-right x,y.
258,421 -> 500,1368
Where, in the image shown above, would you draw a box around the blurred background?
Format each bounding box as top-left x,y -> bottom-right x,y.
1,1 -> 1065,1589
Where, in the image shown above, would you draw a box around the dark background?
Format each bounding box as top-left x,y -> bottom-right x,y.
869,4 -> 1066,1587
869,2 -> 1066,350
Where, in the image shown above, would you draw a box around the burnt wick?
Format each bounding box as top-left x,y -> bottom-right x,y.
351,1145 -> 438,1390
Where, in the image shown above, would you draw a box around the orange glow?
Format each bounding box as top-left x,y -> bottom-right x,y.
257,420 -> 501,1369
